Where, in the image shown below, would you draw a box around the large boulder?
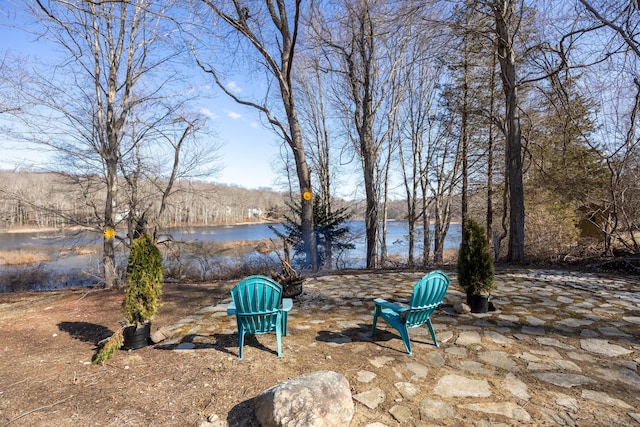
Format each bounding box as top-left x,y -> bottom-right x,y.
254,370 -> 354,427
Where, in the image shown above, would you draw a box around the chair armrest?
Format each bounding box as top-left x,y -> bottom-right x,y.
227,302 -> 236,315
281,298 -> 293,312
374,298 -> 407,313
228,299 -> 292,315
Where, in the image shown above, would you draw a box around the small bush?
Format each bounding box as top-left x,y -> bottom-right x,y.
0,265 -> 49,292
92,327 -> 124,365
457,219 -> 495,296
122,234 -> 163,325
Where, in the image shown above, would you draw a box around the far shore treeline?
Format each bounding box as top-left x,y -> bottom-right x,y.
0,170 -> 437,231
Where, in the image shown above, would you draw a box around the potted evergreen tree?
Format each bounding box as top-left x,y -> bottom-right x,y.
93,234 -> 163,363
457,218 -> 495,313
121,233 -> 163,349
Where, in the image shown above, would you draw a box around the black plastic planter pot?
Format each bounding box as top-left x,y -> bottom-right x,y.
122,322 -> 151,350
467,294 -> 490,314
282,278 -> 304,298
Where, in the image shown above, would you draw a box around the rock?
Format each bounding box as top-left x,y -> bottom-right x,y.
405,362 -> 428,379
485,331 -> 514,345
356,370 -> 377,383
419,398 -> 458,420
433,374 -> 492,398
174,342 -> 196,351
580,338 -> 633,357
254,370 -> 354,427
353,388 -> 385,409
369,356 -> 395,368
457,402 -> 531,422
533,373 -> 595,388
504,373 -> 530,401
198,413 -> 228,427
553,393 -> 579,411
581,390 -> 633,409
425,351 -> 446,368
454,301 -> 471,313
150,326 -> 170,343
629,413 -> 640,423
394,382 -> 420,399
479,351 -> 518,371
455,331 -> 482,346
389,405 -> 412,423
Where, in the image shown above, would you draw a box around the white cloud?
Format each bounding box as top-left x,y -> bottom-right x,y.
227,81 -> 242,93
199,107 -> 218,120
228,111 -> 242,120
249,122 -> 259,128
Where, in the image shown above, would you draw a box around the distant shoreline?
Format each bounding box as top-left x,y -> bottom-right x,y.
0,220 -> 279,235
0,227 -> 84,234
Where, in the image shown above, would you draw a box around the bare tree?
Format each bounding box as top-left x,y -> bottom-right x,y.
397,31 -> 447,266
491,0 -> 525,262
312,0 -> 408,268
442,1 -> 504,257
7,0 -> 215,288
570,0 -> 640,256
191,0 -> 318,270
0,52 -> 25,116
450,0 -> 559,263
295,52 -> 339,268
119,113 -> 216,242
430,114 -> 461,264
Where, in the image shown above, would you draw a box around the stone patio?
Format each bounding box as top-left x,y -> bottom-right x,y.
161,269 -> 640,426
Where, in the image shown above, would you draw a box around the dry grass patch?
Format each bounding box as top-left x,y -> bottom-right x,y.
75,248 -> 97,255
0,250 -> 50,265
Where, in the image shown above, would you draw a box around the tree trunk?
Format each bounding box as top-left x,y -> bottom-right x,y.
493,0 -> 525,263
280,39 -> 318,270
103,156 -> 118,289
421,189 -> 432,266
363,144 -> 378,269
460,40 -> 470,238
486,44 -> 497,246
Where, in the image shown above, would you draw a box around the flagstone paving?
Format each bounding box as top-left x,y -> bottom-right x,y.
162,269 -> 640,426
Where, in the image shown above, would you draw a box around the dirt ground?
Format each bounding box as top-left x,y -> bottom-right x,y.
0,270 -> 638,427
0,279 -> 393,427
0,281 -> 243,426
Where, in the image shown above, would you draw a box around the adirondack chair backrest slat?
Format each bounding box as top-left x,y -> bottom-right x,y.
239,312 -> 280,333
405,271 -> 450,327
232,275 -> 283,334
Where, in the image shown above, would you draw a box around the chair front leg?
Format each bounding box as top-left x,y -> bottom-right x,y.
238,323 -> 245,360
371,304 -> 381,337
281,311 -> 288,337
398,324 -> 413,354
426,319 -> 439,347
275,313 -> 283,357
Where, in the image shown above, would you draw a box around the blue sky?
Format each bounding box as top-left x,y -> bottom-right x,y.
0,7 -> 283,190
197,97 -> 284,190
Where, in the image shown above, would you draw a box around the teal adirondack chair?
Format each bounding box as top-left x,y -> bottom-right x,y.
371,270 -> 450,354
227,275 -> 293,359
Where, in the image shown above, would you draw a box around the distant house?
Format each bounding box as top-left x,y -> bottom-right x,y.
248,208 -> 263,218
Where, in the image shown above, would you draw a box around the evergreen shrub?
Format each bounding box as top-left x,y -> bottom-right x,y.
457,218 -> 495,296
122,234 -> 163,325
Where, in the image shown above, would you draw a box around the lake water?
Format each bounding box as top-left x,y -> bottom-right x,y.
0,221 -> 461,289
0,220 -> 461,252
